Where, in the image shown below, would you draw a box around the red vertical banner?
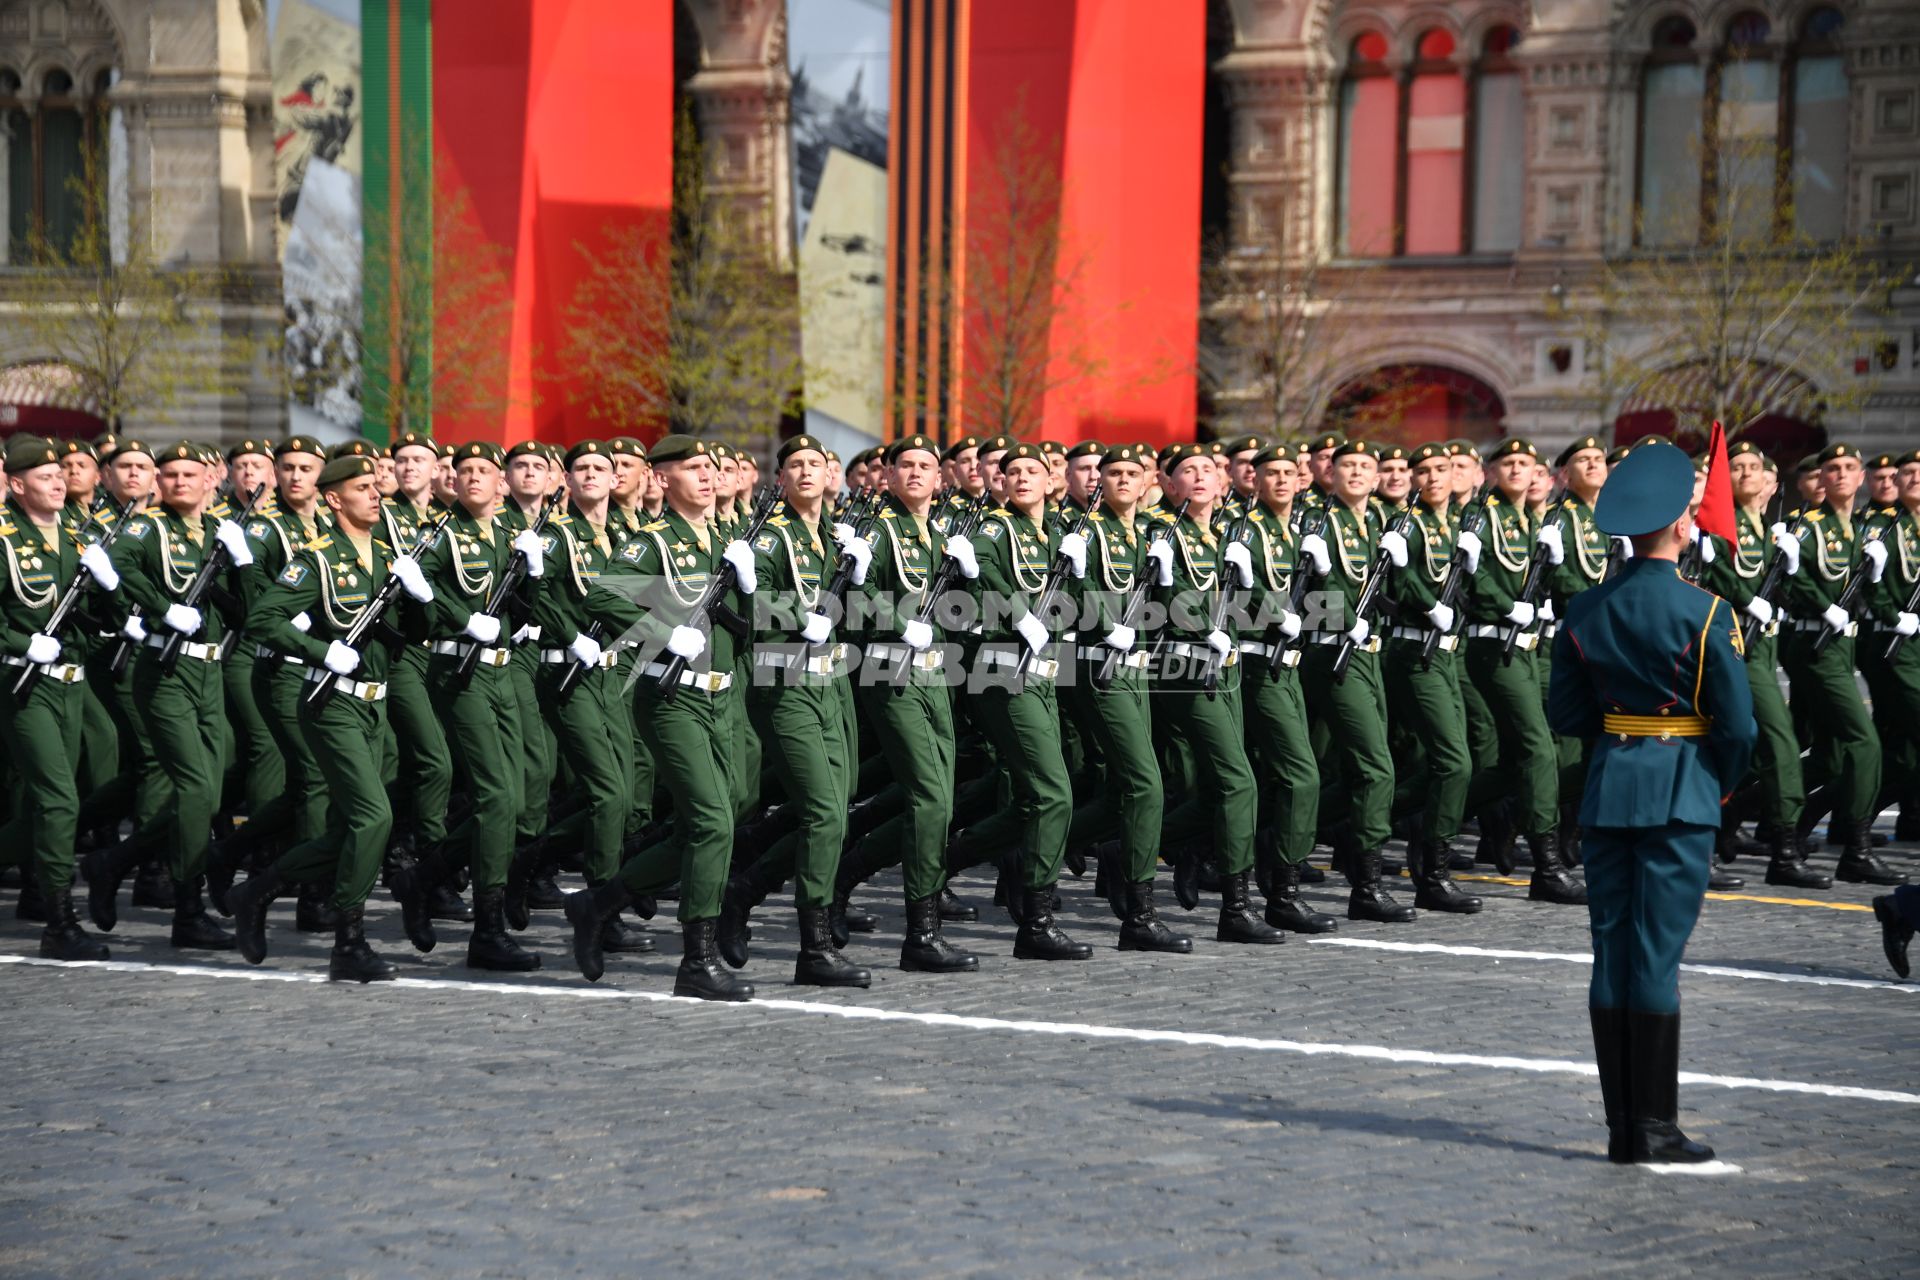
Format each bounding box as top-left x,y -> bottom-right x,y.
1696,421 -> 1737,542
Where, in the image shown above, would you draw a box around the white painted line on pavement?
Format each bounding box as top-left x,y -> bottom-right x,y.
4,952 -> 1917,1106
1642,1161 -> 1745,1176
1311,937 -> 1917,995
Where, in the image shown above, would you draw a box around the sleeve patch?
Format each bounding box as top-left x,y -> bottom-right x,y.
125,519 -> 151,540
246,520 -> 271,540
982,522 -> 1005,541
278,561 -> 310,587
619,542 -> 644,562
754,534 -> 776,553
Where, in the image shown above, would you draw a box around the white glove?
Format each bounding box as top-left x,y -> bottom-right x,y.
1145,539 -> 1174,586
836,534 -> 873,587
1820,603 -> 1849,633
390,554 -> 433,603
1223,541 -> 1254,588
1455,529 -> 1482,575
1612,536 -> 1634,562
513,529 -> 546,578
832,522 -> 856,545
1539,599 -> 1556,623
1505,601 -> 1536,629
291,611 -> 312,633
1344,618 -> 1371,648
1205,628 -> 1233,659
1536,523 -> 1564,565
901,618 -> 934,652
1862,538 -> 1888,583
121,615 -> 147,642
1057,531 -> 1088,580
569,632 -> 604,666
1378,529 -> 1409,569
323,640 -> 361,676
163,603 -> 203,635
667,624 -> 707,660
1427,602 -> 1455,633
1015,611 -> 1050,654
722,540 -> 757,594
1299,532 -> 1332,576
1744,596 -> 1774,626
1772,527 -> 1801,576
1277,610 -> 1302,641
944,535 -> 979,580
214,520 -> 254,567
1898,612 -> 1920,639
1103,624 -> 1135,653
79,543 -> 119,591
800,612 -> 832,644
512,623 -> 536,646
25,633 -> 60,665
1696,532 -> 1716,565
462,611 -> 502,645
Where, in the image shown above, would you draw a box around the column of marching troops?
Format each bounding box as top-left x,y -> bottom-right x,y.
0,422 -> 1913,998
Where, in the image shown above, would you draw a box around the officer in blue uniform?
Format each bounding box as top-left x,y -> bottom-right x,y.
1548,442 -> 1756,1165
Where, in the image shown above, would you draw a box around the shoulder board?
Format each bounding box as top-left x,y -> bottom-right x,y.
307,535 -> 333,550
549,511 -> 574,526
1806,510 -> 1824,522
878,508 -> 898,520
640,520 -> 669,533
0,523 -> 14,538
767,514 -> 790,528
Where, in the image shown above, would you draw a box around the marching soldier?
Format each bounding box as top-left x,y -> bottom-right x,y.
1860,450 -> 1920,876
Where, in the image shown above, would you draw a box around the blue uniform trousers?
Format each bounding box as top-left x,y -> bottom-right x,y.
1583,821 -> 1713,1014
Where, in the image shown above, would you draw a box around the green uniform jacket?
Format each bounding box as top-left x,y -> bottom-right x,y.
0,500 -> 83,658
749,508 -> 838,645
849,496 -> 945,644
1311,500 -> 1383,634
973,504 -> 1061,642
1463,492 -> 1535,625
1867,504 -> 1920,625
1780,501 -> 1868,618
529,505 -> 633,649
251,527 -> 423,682
1701,508 -> 1776,611
1544,497 -> 1609,606
109,506 -> 237,645
1385,499 -> 1458,620
1241,502 -> 1303,645
586,506 -> 742,673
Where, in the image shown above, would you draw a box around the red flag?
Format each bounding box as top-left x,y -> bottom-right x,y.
1696,420 -> 1737,543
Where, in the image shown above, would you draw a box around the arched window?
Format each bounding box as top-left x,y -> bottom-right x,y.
1336,31 -> 1397,258
1637,16 -> 1703,247
1789,6 -> 1847,241
1710,11 -> 1778,239
0,65 -> 107,264
1405,29 -> 1465,255
1470,25 -> 1524,253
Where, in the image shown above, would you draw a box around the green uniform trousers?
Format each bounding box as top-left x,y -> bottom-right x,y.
76,679 -> 119,814
851,675 -> 957,902
1301,645 -> 1395,850
256,656 -> 328,841
428,657 -> 524,890
1583,821 -> 1712,1014
1243,660 -> 1319,862
131,652 -> 224,883
1062,662 -> 1163,882
0,676 -> 84,896
614,681 -> 736,920
536,662 -> 632,884
1464,638 -> 1558,836
1859,626 -> 1920,818
388,644 -> 453,844
272,693 -> 393,912
1782,632 -> 1881,822
1158,671 -> 1258,875
747,679 -> 855,907
969,675 -> 1073,891
222,645 -> 286,824
1743,631 -> 1804,828
1383,639 -> 1472,843
509,658 -> 553,843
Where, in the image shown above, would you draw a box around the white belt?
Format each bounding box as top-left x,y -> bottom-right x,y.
1236,640 -> 1301,668
0,656 -> 86,683
539,648 -> 619,669
1077,644 -> 1150,669
639,662 -> 733,694
1164,640 -> 1239,667
1388,626 -> 1457,652
1465,624 -> 1537,650
303,668 -> 388,702
978,647 -> 1059,681
1306,633 -> 1380,654
256,644 -> 306,667
145,634 -> 221,663
1788,618 -> 1857,637
866,643 -> 945,672
431,639 -> 513,667
753,647 -> 849,677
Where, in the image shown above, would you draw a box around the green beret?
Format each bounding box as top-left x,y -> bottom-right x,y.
387,429 -> 439,458
1895,450 -> 1920,469
1409,442 -> 1450,464
101,437 -> 153,464
435,439 -> 456,459
1486,438 -> 1538,461
1606,446 -> 1632,465
1554,435 -> 1605,468
1160,443 -> 1211,471
1308,431 -> 1346,452
329,439 -> 379,460
565,439 -> 611,469
849,448 -> 877,469
225,438 -> 271,462
1066,440 -> 1107,461
4,434 -> 61,473
1378,444 -> 1411,463
777,434 -> 829,465
1000,442 -> 1046,466
1225,433 -> 1266,455
1331,439 -> 1378,461
276,435 -> 326,460
888,433 -> 940,464
155,440 -> 206,467
941,435 -> 981,462
450,441 -> 505,468
1868,452 -> 1896,469
1762,455 -> 1779,473
648,435 -> 712,466
978,434 -> 1018,459
1249,444 -> 1296,468
1818,442 -> 1861,465
607,436 -> 647,459
1037,439 -> 1066,458
319,455 -> 377,489
1692,454 -> 1711,473
58,438 -> 99,463
1792,454 -> 1819,475
504,440 -> 547,465
1101,443 -> 1154,468
1727,439 -> 1765,460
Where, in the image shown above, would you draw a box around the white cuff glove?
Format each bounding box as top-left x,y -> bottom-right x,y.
1505,601 -> 1536,629
1820,603 -> 1849,633
834,530 -> 874,586
1744,596 -> 1774,626
800,612 -> 832,644
390,554 -> 433,603
1057,531 -> 1089,580
462,611 -> 502,645
1103,624 -> 1135,653
1863,538 -> 1888,583
323,640 -> 361,676
1015,611 -> 1050,654
1223,541 -> 1254,588
944,535 -> 979,581
511,528 -> 546,579
1277,610 -> 1302,641
1427,602 -> 1455,633
214,520 -> 254,567
1539,599 -> 1556,623
1205,628 -> 1233,659
667,624 -> 707,660
79,543 -> 119,591
901,618 -> 934,652
291,611 -> 312,633
1344,618 -> 1371,648
832,522 -> 856,546
1696,532 -> 1716,565
1897,612 -> 1920,639
722,540 -> 757,594
121,615 -> 148,642
1299,532 -> 1332,576
1772,527 -> 1801,576
163,603 -> 203,635
25,633 -> 60,665
1378,529 -> 1409,569
1145,539 -> 1174,586
512,623 -> 536,646
1455,529 -> 1482,575
1612,536 -> 1634,562
1536,523 -> 1565,565
569,632 -> 604,666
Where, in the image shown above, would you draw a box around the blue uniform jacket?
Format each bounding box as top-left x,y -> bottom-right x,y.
1547,556 -> 1757,830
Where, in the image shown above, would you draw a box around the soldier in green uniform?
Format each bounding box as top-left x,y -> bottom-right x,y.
1859,450 -> 1920,875
1549,441 -> 1755,1164
228,454 -> 435,981
498,441 -> 561,899
54,439 -> 126,860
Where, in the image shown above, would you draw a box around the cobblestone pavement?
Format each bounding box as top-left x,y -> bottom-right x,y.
2,835 -> 1917,1279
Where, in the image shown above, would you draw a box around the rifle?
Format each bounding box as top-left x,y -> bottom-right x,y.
1269,507 -> 1330,679
152,485 -> 270,676
1811,525 -> 1885,659
1201,514 -> 1251,698
1885,538 -> 1920,661
1501,484 -> 1570,665
1332,508 -> 1413,684
653,484 -> 781,703
12,501 -> 143,702
890,493 -> 989,696
810,486 -> 885,659
1421,500 -> 1488,671
1093,498 -> 1189,691
452,492 -> 560,694
1740,511 -> 1810,651
304,507 -> 457,710
1011,483 -> 1102,691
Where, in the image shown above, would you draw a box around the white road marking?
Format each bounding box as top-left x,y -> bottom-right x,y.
1311,937 -> 1916,995
4,953 -> 1917,1106
1643,1161 -> 1745,1176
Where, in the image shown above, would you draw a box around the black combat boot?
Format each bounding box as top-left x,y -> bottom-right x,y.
563,879 -> 631,982
1476,803 -> 1517,874
1013,886 -> 1093,960
37,885 -> 109,962
1217,869 -> 1285,944
503,835 -> 547,931
1837,818 -> 1908,886
1895,807 -> 1920,843
169,877 -> 236,951
937,884 -> 978,922
228,865 -> 286,965
428,883 -> 472,921
1706,864 -> 1746,891
674,918 -> 755,1001
794,905 -> 871,988
1589,1006 -> 1631,1163
295,884 -> 339,933
132,859 -> 175,910
1625,1010 -> 1714,1164
1526,832 -> 1588,905
328,905 -> 399,983
716,853 -> 792,969
901,895 -> 979,973
14,873 -> 45,922
1413,837 -> 1483,914
600,913 -> 654,955
1764,824 -> 1832,889
1118,881 -> 1192,953
829,837 -> 889,949
80,835 -> 148,932
205,822 -> 263,916
466,888 -> 542,972
1171,845 -> 1206,911
388,841 -> 448,953
1264,857 -> 1337,933
1347,847 -> 1416,923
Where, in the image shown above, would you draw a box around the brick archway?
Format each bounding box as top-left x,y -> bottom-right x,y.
1325,362 -> 1506,448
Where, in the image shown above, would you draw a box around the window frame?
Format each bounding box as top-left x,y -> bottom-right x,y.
0,64 -> 107,261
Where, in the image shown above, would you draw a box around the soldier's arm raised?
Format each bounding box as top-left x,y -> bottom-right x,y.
107,518 -> 170,618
